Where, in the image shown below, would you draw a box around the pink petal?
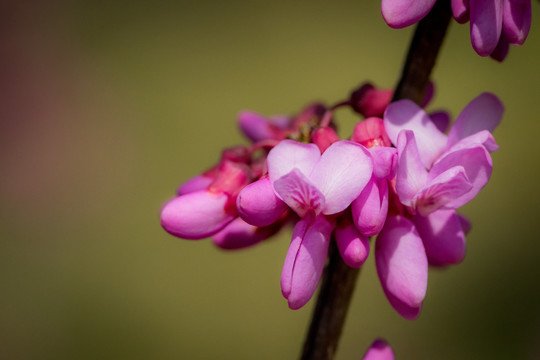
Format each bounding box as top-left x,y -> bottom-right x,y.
311,127 -> 340,153
281,216 -> 333,310
470,0 -> 504,56
447,130 -> 499,154
161,191 -> 235,239
457,213 -> 472,234
352,178 -> 389,237
335,218 -> 370,268
414,209 -> 467,266
395,131 -> 428,208
267,140 -> 320,184
381,0 -> 437,28
176,174 -> 214,195
502,0 -> 531,45
420,81 -> 435,108
212,217 -> 278,250
447,93 -> 504,148
376,216 -> 428,320
452,0 -> 470,23
310,140 -> 373,215
490,33 -> 510,61
273,169 -> 326,217
430,146 -> 492,209
237,111 -> 285,142
428,111 -> 451,134
384,100 -> 447,168
350,83 -> 393,118
351,117 -> 392,148
236,176 -> 289,226
207,160 -> 252,198
362,339 -> 395,360
370,146 -> 398,180
415,166 -> 473,215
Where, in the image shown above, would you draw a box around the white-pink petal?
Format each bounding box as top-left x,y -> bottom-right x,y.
310,140 -> 373,215
395,131 -> 428,208
415,166 -> 473,215
447,93 -> 503,149
273,169 -> 326,217
267,140 -> 320,184
384,100 -> 447,168
430,145 -> 492,209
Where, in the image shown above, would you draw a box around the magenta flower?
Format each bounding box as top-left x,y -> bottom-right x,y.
381,0 -> 531,60
384,92 -> 502,216
350,117 -> 397,237
161,160 -> 252,239
362,339 -> 395,360
371,93 -> 502,319
238,139 -> 373,308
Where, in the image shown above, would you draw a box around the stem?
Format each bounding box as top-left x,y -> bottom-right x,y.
298,3 -> 452,360
392,0 -> 452,104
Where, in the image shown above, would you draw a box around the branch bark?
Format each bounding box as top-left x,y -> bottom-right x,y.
299,2 -> 452,360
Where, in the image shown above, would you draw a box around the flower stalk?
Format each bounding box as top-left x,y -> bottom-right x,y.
298,2 -> 452,359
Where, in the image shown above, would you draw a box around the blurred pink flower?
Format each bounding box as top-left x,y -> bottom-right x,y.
362,339 -> 395,360
381,0 -> 531,60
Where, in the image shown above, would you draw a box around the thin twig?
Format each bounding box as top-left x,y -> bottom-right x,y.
299,2 -> 452,359
393,1 -> 452,103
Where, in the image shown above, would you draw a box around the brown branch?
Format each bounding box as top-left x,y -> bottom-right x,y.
393,0 -> 452,103
298,2 -> 452,360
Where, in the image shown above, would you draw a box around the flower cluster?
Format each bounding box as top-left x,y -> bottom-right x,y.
160,83 -> 502,319
381,0 -> 531,61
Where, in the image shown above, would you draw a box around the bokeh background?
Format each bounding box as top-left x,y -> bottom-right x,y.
1,1 -> 539,359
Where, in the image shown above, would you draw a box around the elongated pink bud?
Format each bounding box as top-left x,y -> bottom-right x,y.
352,178 -> 389,237
237,176 -> 289,226
212,217 -> 282,250
161,190 -> 236,239
376,216 -> 428,320
335,218 -> 369,268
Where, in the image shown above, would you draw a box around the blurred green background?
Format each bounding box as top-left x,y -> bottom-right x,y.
1,1 -> 539,359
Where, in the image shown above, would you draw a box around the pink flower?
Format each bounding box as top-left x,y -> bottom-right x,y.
239,139 -> 373,308
362,339 -> 395,360
381,0 -> 531,60
371,93 -> 503,319
384,93 -> 502,216
350,118 -> 397,237
161,160 -> 251,239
